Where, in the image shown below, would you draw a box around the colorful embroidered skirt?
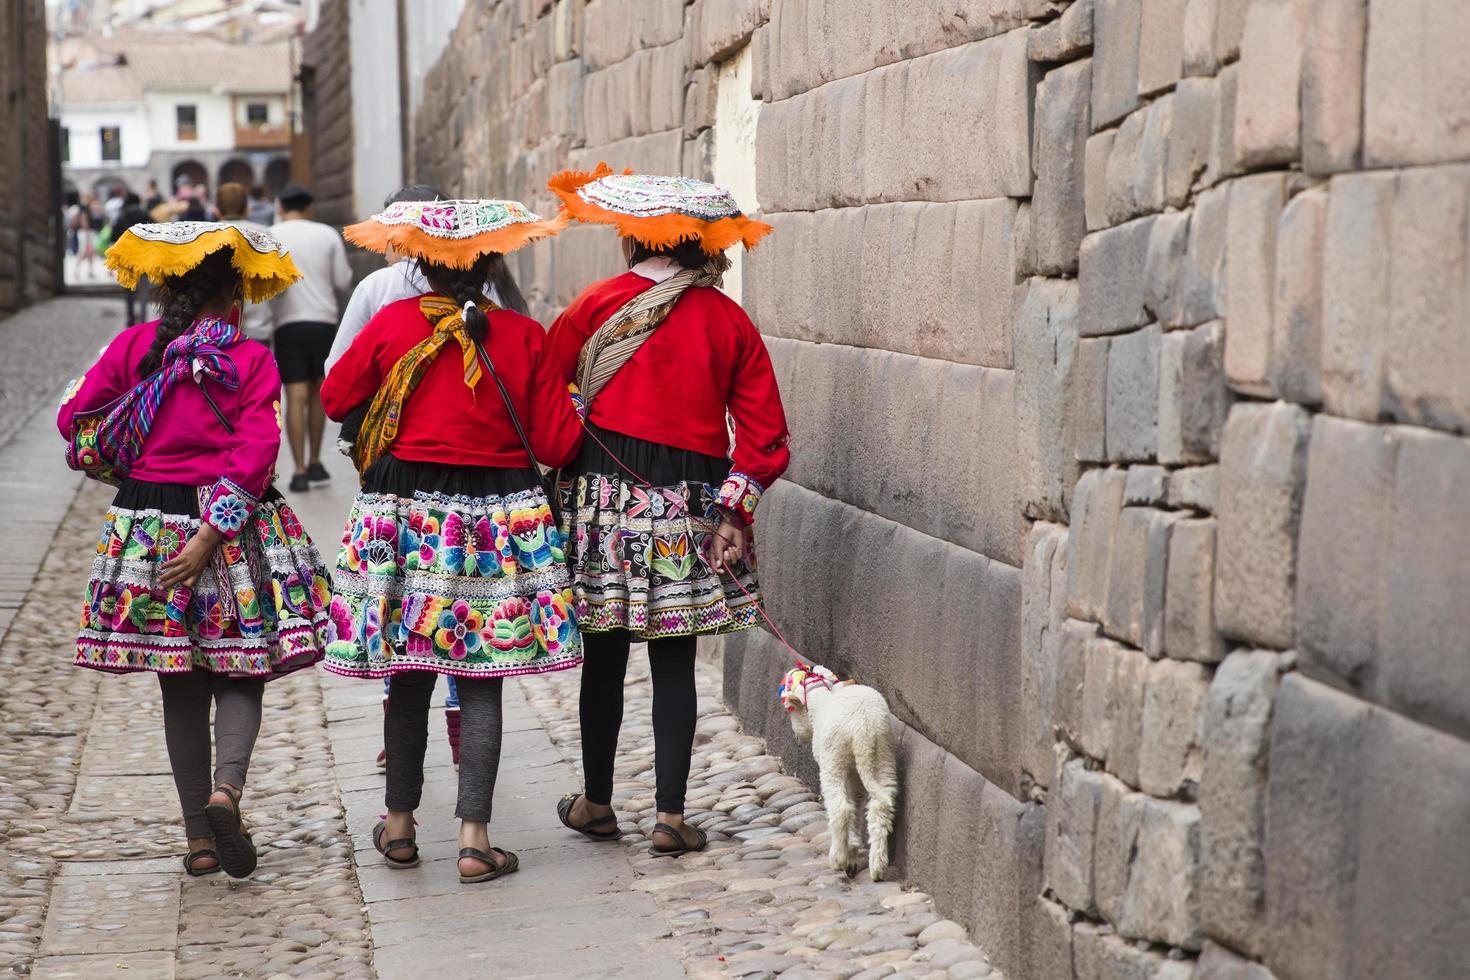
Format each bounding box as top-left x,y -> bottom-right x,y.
76,479 -> 331,678
559,426 -> 761,639
323,455 -> 582,680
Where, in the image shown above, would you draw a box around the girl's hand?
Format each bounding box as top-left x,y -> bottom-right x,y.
709,516 -> 747,574
160,525 -> 223,589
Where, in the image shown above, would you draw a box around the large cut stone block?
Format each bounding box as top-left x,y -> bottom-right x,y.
968,786 -> 1045,980
1213,0 -> 1249,61
1026,898 -> 1074,980
1363,0 -> 1470,167
1203,62 -> 1241,186
1138,657 -> 1209,796
1320,171 -> 1394,421
1043,756 -> 1103,914
1067,467 -> 1128,623
1170,183 -> 1229,329
1301,0 -> 1365,174
1081,635 -> 1123,762
1015,278 -> 1082,521
1223,172 -> 1286,397
1055,618 -> 1100,751
1081,217 -> 1157,337
756,31 -> 1034,212
769,339 -> 1023,565
691,0 -> 763,64
1084,129 -> 1115,232
1144,211 -> 1189,329
1076,929 -> 1197,980
1137,0 -> 1185,96
1295,415 -> 1395,697
1092,0 -> 1142,128
1104,110 -> 1146,225
1270,187 -> 1326,406
1076,336 -> 1110,462
1021,524 -> 1071,786
1182,0 -> 1219,76
1166,464 -> 1219,514
1349,702 -> 1470,979
1032,59 -> 1092,276
1262,674 -> 1369,980
1103,506 -> 1177,649
1200,650 -> 1289,958
1095,788 -> 1202,948
1105,323 -> 1161,462
1180,319 -> 1231,461
1381,427 -> 1470,740
1384,164 -> 1470,433
1164,517 -> 1225,663
1214,401 -> 1311,649
1103,640 -> 1149,787
1029,0 -> 1094,63
1232,0 -> 1305,168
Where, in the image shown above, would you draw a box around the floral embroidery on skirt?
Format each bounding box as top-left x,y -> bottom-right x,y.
560,427 -> 762,640
75,480 -> 331,678
322,458 -> 582,680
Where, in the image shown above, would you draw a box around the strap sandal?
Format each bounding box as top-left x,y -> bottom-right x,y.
183,848 -> 221,876
203,784 -> 258,879
457,846 -> 519,884
556,793 -> 620,842
649,821 -> 708,858
373,819 -> 420,869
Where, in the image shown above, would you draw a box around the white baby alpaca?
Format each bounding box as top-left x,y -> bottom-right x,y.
780,665 -> 898,881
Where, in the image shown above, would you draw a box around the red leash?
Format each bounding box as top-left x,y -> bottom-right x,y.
578,424 -> 806,668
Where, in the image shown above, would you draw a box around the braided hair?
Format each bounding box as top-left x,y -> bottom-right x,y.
138,249 -> 241,376
421,252 -> 526,341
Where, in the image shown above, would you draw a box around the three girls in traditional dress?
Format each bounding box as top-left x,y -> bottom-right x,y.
61,222 -> 332,878
60,166 -> 788,883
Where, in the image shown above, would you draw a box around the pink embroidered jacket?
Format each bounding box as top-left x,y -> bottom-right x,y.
58,320 -> 283,540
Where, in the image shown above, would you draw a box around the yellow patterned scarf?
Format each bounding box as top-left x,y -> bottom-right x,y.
352,295 -> 498,477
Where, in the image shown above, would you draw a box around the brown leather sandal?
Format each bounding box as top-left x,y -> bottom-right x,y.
649,821 -> 707,857
373,819 -> 420,869
183,848 -> 221,876
556,793 -> 620,842
203,785 -> 257,879
458,846 -> 518,884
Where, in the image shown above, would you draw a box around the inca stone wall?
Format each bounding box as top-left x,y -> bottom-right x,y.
310,0 -> 1470,975
301,0 -> 356,228
0,0 -> 58,315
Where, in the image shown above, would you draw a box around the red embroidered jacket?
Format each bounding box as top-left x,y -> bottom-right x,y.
322,296 -> 582,470
546,270 -> 790,524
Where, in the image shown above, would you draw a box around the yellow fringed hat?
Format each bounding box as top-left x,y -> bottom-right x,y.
548,162 -> 772,256
105,221 -> 301,302
344,199 -> 566,270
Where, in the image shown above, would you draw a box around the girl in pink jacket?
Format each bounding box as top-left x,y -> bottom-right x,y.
59,222 -> 332,879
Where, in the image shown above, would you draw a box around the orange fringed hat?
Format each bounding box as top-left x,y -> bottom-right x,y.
548,163 -> 772,256
343,199 -> 566,270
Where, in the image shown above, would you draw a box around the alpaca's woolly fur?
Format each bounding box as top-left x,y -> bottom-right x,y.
779,664 -> 898,881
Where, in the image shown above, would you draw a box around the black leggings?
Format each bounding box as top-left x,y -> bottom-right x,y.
385,671 -> 503,822
157,670 -> 265,838
580,632 -> 698,814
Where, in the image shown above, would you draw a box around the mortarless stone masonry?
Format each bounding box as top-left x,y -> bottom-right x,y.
0,0 -> 58,315
302,0 -> 1470,974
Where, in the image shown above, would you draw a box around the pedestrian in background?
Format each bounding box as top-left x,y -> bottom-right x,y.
320,198 -> 579,884
270,183 -> 352,493
546,165 -> 788,856
216,182 -> 276,345
247,185 -> 276,226
60,222 -> 332,879
109,192 -> 152,322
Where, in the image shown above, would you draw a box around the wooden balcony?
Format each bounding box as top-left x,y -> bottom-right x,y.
234,123 -> 290,150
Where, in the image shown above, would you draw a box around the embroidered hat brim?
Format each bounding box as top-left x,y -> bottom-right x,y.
344,198 -> 566,270
548,163 -> 773,256
105,222 -> 302,303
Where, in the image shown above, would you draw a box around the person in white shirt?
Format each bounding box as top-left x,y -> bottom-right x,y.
215,182 -> 275,344
269,183 -> 353,493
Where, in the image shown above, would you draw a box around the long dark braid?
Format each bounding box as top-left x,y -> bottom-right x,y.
486,253 -> 529,315
422,253 -> 498,342
138,249 -> 241,376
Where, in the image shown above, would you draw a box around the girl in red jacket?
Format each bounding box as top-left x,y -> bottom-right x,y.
546,165 -> 789,855
320,199 -> 578,884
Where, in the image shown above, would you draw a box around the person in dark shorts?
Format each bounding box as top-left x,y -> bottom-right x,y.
269,184 -> 352,493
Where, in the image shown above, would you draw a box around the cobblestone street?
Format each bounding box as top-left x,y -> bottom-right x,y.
0,295 -> 999,979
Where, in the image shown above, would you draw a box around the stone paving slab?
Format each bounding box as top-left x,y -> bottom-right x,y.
31,950 -> 176,979
39,873 -> 180,955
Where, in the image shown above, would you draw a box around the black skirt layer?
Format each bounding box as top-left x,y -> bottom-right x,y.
362,454 -> 541,498
568,424 -> 729,487
112,477 -> 283,516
